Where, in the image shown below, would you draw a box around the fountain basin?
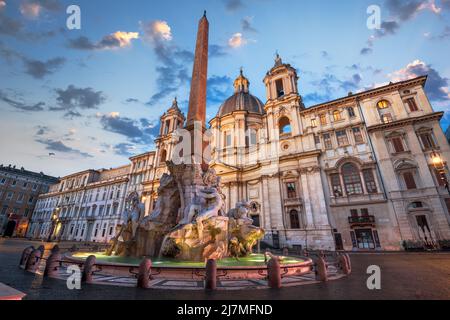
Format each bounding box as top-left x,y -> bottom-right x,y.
65,252 -> 314,281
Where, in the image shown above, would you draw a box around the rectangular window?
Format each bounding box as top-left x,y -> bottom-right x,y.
319,114 -> 327,125
405,98 -> 419,112
16,193 -> 24,203
391,137 -> 405,153
381,113 -> 393,124
225,132 -> 232,147
360,208 -> 369,216
0,178 -> 6,185
99,205 -> 104,216
6,192 -> 14,201
248,129 -> 257,146
419,133 -> 435,150
403,172 -> 417,190
350,209 -> 358,217
275,79 -> 284,97
314,134 -> 321,144
347,107 -> 356,118
106,205 -> 111,216
311,118 -> 317,128
323,133 -> 333,149
331,174 -> 343,197
352,127 -> 364,144
336,130 -> 349,146
333,110 -> 342,121
363,169 -> 378,194
286,183 -> 297,199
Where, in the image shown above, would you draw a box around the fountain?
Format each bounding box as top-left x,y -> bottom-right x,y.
105,161 -> 264,262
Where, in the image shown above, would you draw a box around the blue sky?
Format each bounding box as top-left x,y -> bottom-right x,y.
0,0 -> 449,177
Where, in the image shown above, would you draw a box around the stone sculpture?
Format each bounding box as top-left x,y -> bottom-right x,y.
106,161 -> 264,262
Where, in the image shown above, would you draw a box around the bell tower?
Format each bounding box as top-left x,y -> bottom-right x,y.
263,53 -> 304,141
155,98 -> 185,166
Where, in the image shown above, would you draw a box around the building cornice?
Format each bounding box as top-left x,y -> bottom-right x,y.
366,112 -> 444,132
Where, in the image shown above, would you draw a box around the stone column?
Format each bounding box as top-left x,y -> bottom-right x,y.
300,171 -> 314,229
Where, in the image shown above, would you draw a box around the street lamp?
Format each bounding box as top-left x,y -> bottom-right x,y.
431,152 -> 450,195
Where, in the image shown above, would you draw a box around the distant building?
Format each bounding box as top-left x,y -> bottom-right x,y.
0,165 -> 58,237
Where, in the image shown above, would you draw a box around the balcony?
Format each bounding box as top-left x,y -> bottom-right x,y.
348,215 -> 376,227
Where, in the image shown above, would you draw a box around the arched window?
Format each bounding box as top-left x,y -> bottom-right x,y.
377,100 -> 389,109
160,149 -> 167,164
342,163 -> 363,195
333,110 -> 342,121
279,117 -> 291,135
289,210 -> 300,229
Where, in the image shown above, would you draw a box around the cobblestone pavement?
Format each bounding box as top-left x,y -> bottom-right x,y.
1,238 -> 450,300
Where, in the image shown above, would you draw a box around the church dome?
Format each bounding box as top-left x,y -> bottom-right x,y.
217,69 -> 265,118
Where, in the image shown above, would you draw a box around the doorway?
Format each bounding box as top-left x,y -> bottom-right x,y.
3,220 -> 17,237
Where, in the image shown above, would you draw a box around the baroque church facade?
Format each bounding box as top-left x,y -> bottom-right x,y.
28,55 -> 450,252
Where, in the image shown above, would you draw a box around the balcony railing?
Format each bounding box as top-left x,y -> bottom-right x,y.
348,215 -> 376,226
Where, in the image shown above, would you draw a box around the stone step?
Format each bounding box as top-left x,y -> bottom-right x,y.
0,283 -> 26,300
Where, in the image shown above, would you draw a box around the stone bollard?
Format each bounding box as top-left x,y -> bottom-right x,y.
343,253 -> 351,271
82,255 -> 96,284
44,251 -> 62,277
19,246 -> 34,267
37,245 -> 45,258
137,258 -> 152,289
315,256 -> 328,282
205,259 -> 217,290
282,247 -> 289,256
25,249 -> 42,273
267,258 -> 282,289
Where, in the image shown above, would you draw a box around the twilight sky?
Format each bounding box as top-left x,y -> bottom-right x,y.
0,0 -> 449,177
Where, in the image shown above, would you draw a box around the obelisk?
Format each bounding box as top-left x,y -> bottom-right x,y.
185,11 -> 209,167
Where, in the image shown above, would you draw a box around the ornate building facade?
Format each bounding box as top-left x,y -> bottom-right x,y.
28,55 -> 450,251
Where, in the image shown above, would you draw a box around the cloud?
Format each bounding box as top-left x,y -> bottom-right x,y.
0,90 -> 46,111
20,0 -> 61,18
385,0 -> 440,21
53,85 -> 106,111
141,20 -> 193,106
0,42 -> 65,79
125,98 -> 140,103
0,1 -> 5,10
112,143 -> 137,157
207,75 -> 233,104
63,110 -> 82,119
68,31 -> 139,50
209,44 -> 228,58
0,12 -> 24,37
99,112 -> 159,144
36,138 -> 93,158
141,20 -> 172,42
223,0 -> 245,11
228,33 -> 247,48
388,60 -> 450,102
23,57 -> 65,79
241,16 -> 257,33
35,125 -> 51,136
